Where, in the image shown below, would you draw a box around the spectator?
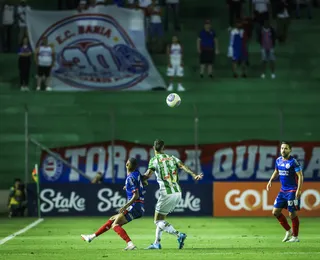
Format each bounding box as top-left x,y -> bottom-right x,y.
251,0 -> 271,27
1,0 -> 15,53
276,0 -> 290,43
296,0 -> 312,19
8,178 -> 26,218
164,0 -> 180,31
18,36 -> 32,91
113,0 -> 125,7
91,172 -> 104,184
148,0 -> 164,53
258,20 -> 276,79
227,0 -> 244,30
88,0 -> 97,9
167,35 -> 185,92
197,20 -> 219,78
96,0 -> 107,5
228,20 -> 248,78
17,0 -> 30,45
78,0 -> 88,12
35,37 -> 55,91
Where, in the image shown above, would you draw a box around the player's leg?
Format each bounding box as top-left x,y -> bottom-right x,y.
270,49 -> 276,79
36,66 -> 43,91
45,67 -> 52,91
111,213 -> 137,250
286,192 -> 300,242
167,62 -> 175,91
261,49 -> 267,79
81,214 -> 118,243
199,51 -> 205,78
207,50 -> 214,78
273,192 -> 292,242
232,60 -> 238,78
147,193 -> 187,249
176,63 -> 185,91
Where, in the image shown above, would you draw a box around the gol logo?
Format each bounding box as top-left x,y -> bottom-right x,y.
225,189 -> 320,211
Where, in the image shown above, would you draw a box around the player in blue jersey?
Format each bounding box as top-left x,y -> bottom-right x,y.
81,158 -> 145,250
266,142 -> 304,242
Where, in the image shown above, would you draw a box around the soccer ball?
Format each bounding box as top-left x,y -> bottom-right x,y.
166,93 -> 181,108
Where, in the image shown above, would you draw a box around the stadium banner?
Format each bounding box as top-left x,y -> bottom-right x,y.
39,140 -> 320,184
27,183 -> 213,217
213,182 -> 320,217
26,6 -> 166,91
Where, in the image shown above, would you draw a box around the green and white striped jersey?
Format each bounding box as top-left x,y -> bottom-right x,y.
148,153 -> 182,195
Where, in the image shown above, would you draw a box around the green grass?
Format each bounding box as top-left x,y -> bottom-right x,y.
1,217 -> 320,260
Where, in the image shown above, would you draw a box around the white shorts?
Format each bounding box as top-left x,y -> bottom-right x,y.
167,62 -> 184,77
155,192 -> 181,215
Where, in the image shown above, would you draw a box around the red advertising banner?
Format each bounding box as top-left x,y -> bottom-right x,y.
39,140 -> 320,184
213,182 -> 320,217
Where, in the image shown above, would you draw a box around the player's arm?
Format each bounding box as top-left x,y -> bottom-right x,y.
142,169 -> 154,181
197,37 -> 201,53
266,168 -> 279,191
7,187 -> 14,207
34,47 -> 39,64
51,46 -> 56,65
295,171 -> 303,199
214,35 -> 219,54
119,188 -> 140,213
177,162 -> 203,181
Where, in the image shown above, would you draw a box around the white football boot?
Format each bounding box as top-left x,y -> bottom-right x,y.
81,234 -> 95,243
287,236 -> 300,242
124,241 -> 137,250
282,229 -> 292,242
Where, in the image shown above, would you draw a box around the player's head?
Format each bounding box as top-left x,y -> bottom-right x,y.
41,37 -> 48,46
153,139 -> 164,153
126,157 -> 138,173
172,35 -> 178,43
14,178 -> 22,188
204,20 -> 211,31
280,141 -> 292,159
235,19 -> 242,29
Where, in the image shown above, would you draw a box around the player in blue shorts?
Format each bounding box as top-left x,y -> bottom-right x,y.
81,158 -> 145,250
267,142 -> 304,242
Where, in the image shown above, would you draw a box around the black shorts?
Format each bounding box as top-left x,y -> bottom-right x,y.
200,50 -> 215,65
37,66 -> 52,77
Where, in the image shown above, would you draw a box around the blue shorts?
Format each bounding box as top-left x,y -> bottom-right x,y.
274,191 -> 300,212
124,203 -> 145,222
232,51 -> 248,63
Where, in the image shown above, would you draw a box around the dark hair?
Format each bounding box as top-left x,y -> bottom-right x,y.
128,157 -> 138,171
154,139 -> 164,152
14,178 -> 22,183
281,141 -> 292,149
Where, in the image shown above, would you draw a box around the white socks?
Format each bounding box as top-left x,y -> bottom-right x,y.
155,220 -> 179,238
154,225 -> 163,244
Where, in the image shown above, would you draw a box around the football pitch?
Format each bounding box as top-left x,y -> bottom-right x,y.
1,217 -> 320,260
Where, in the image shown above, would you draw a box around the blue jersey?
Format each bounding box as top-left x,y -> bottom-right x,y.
275,156 -> 302,192
125,170 -> 145,205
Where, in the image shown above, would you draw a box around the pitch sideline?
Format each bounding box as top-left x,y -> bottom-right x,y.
0,218 -> 44,245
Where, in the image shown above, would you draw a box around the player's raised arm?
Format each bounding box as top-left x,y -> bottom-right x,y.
267,168 -> 279,191
177,162 -> 203,181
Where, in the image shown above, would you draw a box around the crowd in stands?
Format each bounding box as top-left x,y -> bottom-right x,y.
0,0 -> 319,92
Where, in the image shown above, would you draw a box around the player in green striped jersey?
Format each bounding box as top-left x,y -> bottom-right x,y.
143,139 -> 203,250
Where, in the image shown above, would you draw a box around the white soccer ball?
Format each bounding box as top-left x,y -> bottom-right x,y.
166,93 -> 181,108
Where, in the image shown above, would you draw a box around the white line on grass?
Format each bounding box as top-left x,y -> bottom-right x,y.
0,218 -> 44,245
